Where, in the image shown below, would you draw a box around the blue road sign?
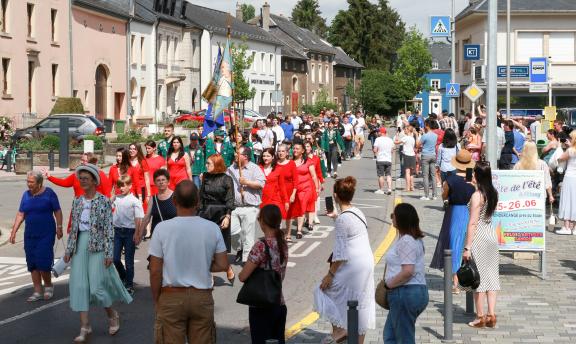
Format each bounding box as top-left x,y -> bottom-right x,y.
464,44 -> 480,60
497,65 -> 529,78
530,57 -> 548,83
430,16 -> 450,37
446,83 -> 460,98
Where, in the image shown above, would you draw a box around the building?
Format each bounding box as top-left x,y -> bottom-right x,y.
455,0 -> 576,113
185,2 -> 282,115
0,0 -> 71,126
251,4 -> 336,114
332,46 -> 363,112
71,0 -> 129,121
417,42 -> 451,116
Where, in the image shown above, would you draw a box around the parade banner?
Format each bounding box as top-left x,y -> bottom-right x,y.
492,170 -> 546,251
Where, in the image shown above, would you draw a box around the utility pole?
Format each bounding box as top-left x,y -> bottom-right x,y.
486,0 -> 498,167
506,0 -> 511,118
450,0 -> 456,115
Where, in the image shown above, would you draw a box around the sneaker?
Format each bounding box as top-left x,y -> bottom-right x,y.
374,189 -> 385,195
555,227 -> 572,235
338,163 -> 342,167
432,196 -> 438,200
126,287 -> 135,296
332,172 -> 338,178
420,196 -> 430,201
386,190 -> 392,195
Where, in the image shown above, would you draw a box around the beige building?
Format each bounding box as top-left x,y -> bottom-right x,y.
0,0 -> 71,127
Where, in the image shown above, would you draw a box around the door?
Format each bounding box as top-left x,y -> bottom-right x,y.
291,92 -> 299,112
114,93 -> 125,120
429,96 -> 442,116
95,65 -> 108,121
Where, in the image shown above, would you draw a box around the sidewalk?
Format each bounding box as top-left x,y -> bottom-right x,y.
0,166 -> 71,181
289,172 -> 576,343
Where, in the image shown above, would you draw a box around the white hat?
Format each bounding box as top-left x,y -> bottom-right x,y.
75,163 -> 100,186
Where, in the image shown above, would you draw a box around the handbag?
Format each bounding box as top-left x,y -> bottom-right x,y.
52,239 -> 70,278
457,258 -> 481,289
375,265 -> 389,310
236,239 -> 282,307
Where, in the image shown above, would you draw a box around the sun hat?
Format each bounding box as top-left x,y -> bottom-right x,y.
75,163 -> 100,186
451,149 -> 476,171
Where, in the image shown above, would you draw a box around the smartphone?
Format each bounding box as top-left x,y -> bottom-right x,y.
466,168 -> 474,182
325,196 -> 334,213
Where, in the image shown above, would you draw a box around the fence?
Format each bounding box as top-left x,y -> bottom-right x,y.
8,112 -> 39,130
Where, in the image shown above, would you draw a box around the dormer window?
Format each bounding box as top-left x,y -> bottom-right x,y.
432,60 -> 439,70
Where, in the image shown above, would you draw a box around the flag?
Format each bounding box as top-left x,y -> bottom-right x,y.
210,38 -> 234,127
202,47 -> 225,137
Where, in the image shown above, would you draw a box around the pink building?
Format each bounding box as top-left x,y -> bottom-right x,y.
71,0 -> 129,121
0,0 -> 71,127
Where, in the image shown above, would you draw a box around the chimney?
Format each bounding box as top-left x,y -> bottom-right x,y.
236,2 -> 243,22
262,2 -> 270,31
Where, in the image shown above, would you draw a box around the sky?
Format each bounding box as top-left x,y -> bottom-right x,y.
190,0 -> 470,37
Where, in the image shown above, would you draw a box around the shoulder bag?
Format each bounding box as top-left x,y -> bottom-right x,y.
375,265 -> 389,310
236,239 -> 282,307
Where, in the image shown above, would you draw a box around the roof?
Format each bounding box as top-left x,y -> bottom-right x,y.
184,4 -> 280,45
333,47 -> 363,69
429,42 -> 451,71
268,28 -> 308,60
73,0 -> 130,19
268,14 -> 335,55
134,1 -> 156,24
135,0 -> 191,27
456,0 -> 576,21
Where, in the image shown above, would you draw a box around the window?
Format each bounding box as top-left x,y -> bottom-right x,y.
301,63 -> 305,72
325,65 -> 329,83
261,53 -> 265,73
26,3 -> 33,38
430,79 -> 440,90
269,54 -> 273,74
516,32 -> 544,63
140,37 -> 146,65
72,90 -> 78,98
311,91 -> 316,104
140,87 -> 146,114
284,61 -> 288,70
0,0 -> 7,33
432,60 -> 439,70
51,64 -> 58,96
50,9 -> 57,42
131,35 -> 136,63
462,38 -> 471,74
311,63 -> 315,82
1,57 -> 9,95
549,32 -> 575,63
455,42 -> 459,72
252,51 -> 256,71
318,64 -> 322,83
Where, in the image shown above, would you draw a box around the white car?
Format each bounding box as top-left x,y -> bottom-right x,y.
241,109 -> 266,123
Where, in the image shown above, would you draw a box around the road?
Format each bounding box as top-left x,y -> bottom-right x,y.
0,142 -> 393,343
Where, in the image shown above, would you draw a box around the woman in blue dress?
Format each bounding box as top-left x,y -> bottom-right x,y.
430,149 -> 476,291
9,171 -> 63,302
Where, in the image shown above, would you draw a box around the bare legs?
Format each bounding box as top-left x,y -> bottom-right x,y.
405,168 -> 413,191
469,291 -> 497,326
30,270 -> 51,294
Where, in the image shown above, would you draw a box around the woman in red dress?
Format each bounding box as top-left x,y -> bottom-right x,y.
166,136 -> 192,190
276,143 -> 297,241
260,148 -> 289,220
305,140 -> 324,226
129,142 -> 152,210
108,147 -> 137,195
290,141 -> 319,239
145,140 -> 166,196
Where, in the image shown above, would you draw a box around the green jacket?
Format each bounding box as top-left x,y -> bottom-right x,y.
320,129 -> 345,152
190,146 -> 206,175
245,142 -> 257,163
205,138 -> 235,167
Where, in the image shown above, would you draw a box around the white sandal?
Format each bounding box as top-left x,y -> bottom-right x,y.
109,310 -> 120,335
43,286 -> 54,300
27,292 -> 42,302
73,326 -> 92,343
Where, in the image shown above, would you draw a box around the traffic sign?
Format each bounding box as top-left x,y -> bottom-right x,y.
463,83 -> 484,102
464,44 -> 480,60
430,16 -> 450,37
445,83 -> 460,98
529,57 -> 548,83
497,65 -> 529,78
529,83 -> 549,93
544,106 -> 557,121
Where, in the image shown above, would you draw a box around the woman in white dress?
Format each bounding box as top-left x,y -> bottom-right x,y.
314,176 -> 375,344
556,131 -> 576,234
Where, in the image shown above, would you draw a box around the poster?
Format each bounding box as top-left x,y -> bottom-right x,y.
491,170 -> 546,251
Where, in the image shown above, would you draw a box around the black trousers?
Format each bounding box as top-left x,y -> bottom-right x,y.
325,144 -> 339,173
249,304 -> 287,344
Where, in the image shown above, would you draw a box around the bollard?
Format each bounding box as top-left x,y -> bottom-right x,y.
347,300 -> 359,344
27,150 -> 33,170
466,291 -> 474,314
443,249 -> 453,342
48,150 -> 55,171
5,148 -> 13,172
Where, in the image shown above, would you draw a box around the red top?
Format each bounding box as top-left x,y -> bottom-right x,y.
276,160 -> 297,202
48,172 -> 111,198
260,165 -> 288,218
433,128 -> 445,153
108,164 -> 138,195
309,155 -> 323,184
146,155 -> 166,195
295,159 -> 316,193
167,155 -> 189,190
130,159 -> 150,196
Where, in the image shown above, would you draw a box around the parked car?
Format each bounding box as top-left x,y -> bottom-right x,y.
12,114 -> 105,141
174,108 -> 265,124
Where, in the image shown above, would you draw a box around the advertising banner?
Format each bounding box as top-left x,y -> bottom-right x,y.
492,170 -> 546,251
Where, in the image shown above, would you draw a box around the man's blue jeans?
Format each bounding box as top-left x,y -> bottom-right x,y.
193,175 -> 201,189
113,227 -> 136,288
383,284 -> 429,344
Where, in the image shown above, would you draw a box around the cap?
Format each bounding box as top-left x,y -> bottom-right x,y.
379,127 -> 387,134
190,132 -> 200,140
75,163 -> 101,186
214,129 -> 225,137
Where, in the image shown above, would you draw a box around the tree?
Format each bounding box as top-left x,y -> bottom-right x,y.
231,41 -> 256,103
291,0 -> 328,38
359,69 -> 398,114
329,0 -> 405,70
300,87 -> 337,114
240,4 -> 255,23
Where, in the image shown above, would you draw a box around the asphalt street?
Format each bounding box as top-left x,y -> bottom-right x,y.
0,139 -> 393,343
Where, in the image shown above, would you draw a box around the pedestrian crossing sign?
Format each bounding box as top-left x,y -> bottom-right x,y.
446,83 -> 460,98
430,16 -> 451,37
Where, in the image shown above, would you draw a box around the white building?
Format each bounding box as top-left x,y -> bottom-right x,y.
455,0 -> 576,113
185,3 -> 282,115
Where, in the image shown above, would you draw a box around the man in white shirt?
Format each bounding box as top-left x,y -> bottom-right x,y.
342,116 -> 354,159
149,181 -> 228,344
258,120 -> 276,149
290,111 -> 302,131
530,115 -> 542,142
271,117 -> 285,147
373,127 -> 394,195
353,113 -> 367,159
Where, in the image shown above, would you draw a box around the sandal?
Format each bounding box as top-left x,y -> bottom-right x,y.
285,236 -> 293,243
73,326 -> 92,343
109,310 -> 120,335
27,292 -> 43,302
296,232 -> 303,239
44,286 -> 54,300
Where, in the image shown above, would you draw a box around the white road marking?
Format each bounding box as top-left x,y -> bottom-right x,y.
0,275 -> 70,296
289,242 -> 321,258
0,297 -> 69,327
0,273 -> 31,282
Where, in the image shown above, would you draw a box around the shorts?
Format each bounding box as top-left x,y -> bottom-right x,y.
355,134 -> 365,144
376,161 -> 392,177
403,155 -> 416,170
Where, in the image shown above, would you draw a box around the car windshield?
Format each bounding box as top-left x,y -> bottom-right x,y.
87,116 -> 103,127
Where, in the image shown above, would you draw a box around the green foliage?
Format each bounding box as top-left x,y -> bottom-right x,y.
82,135 -> 103,150
113,128 -> 145,143
240,4 -> 255,22
300,88 -> 338,114
181,120 -> 203,129
392,27 -> 432,102
231,41 -> 257,103
359,69 -> 397,114
291,0 -> 328,38
147,132 -> 164,141
50,97 -> 85,115
329,0 -> 405,70
41,135 -> 60,151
